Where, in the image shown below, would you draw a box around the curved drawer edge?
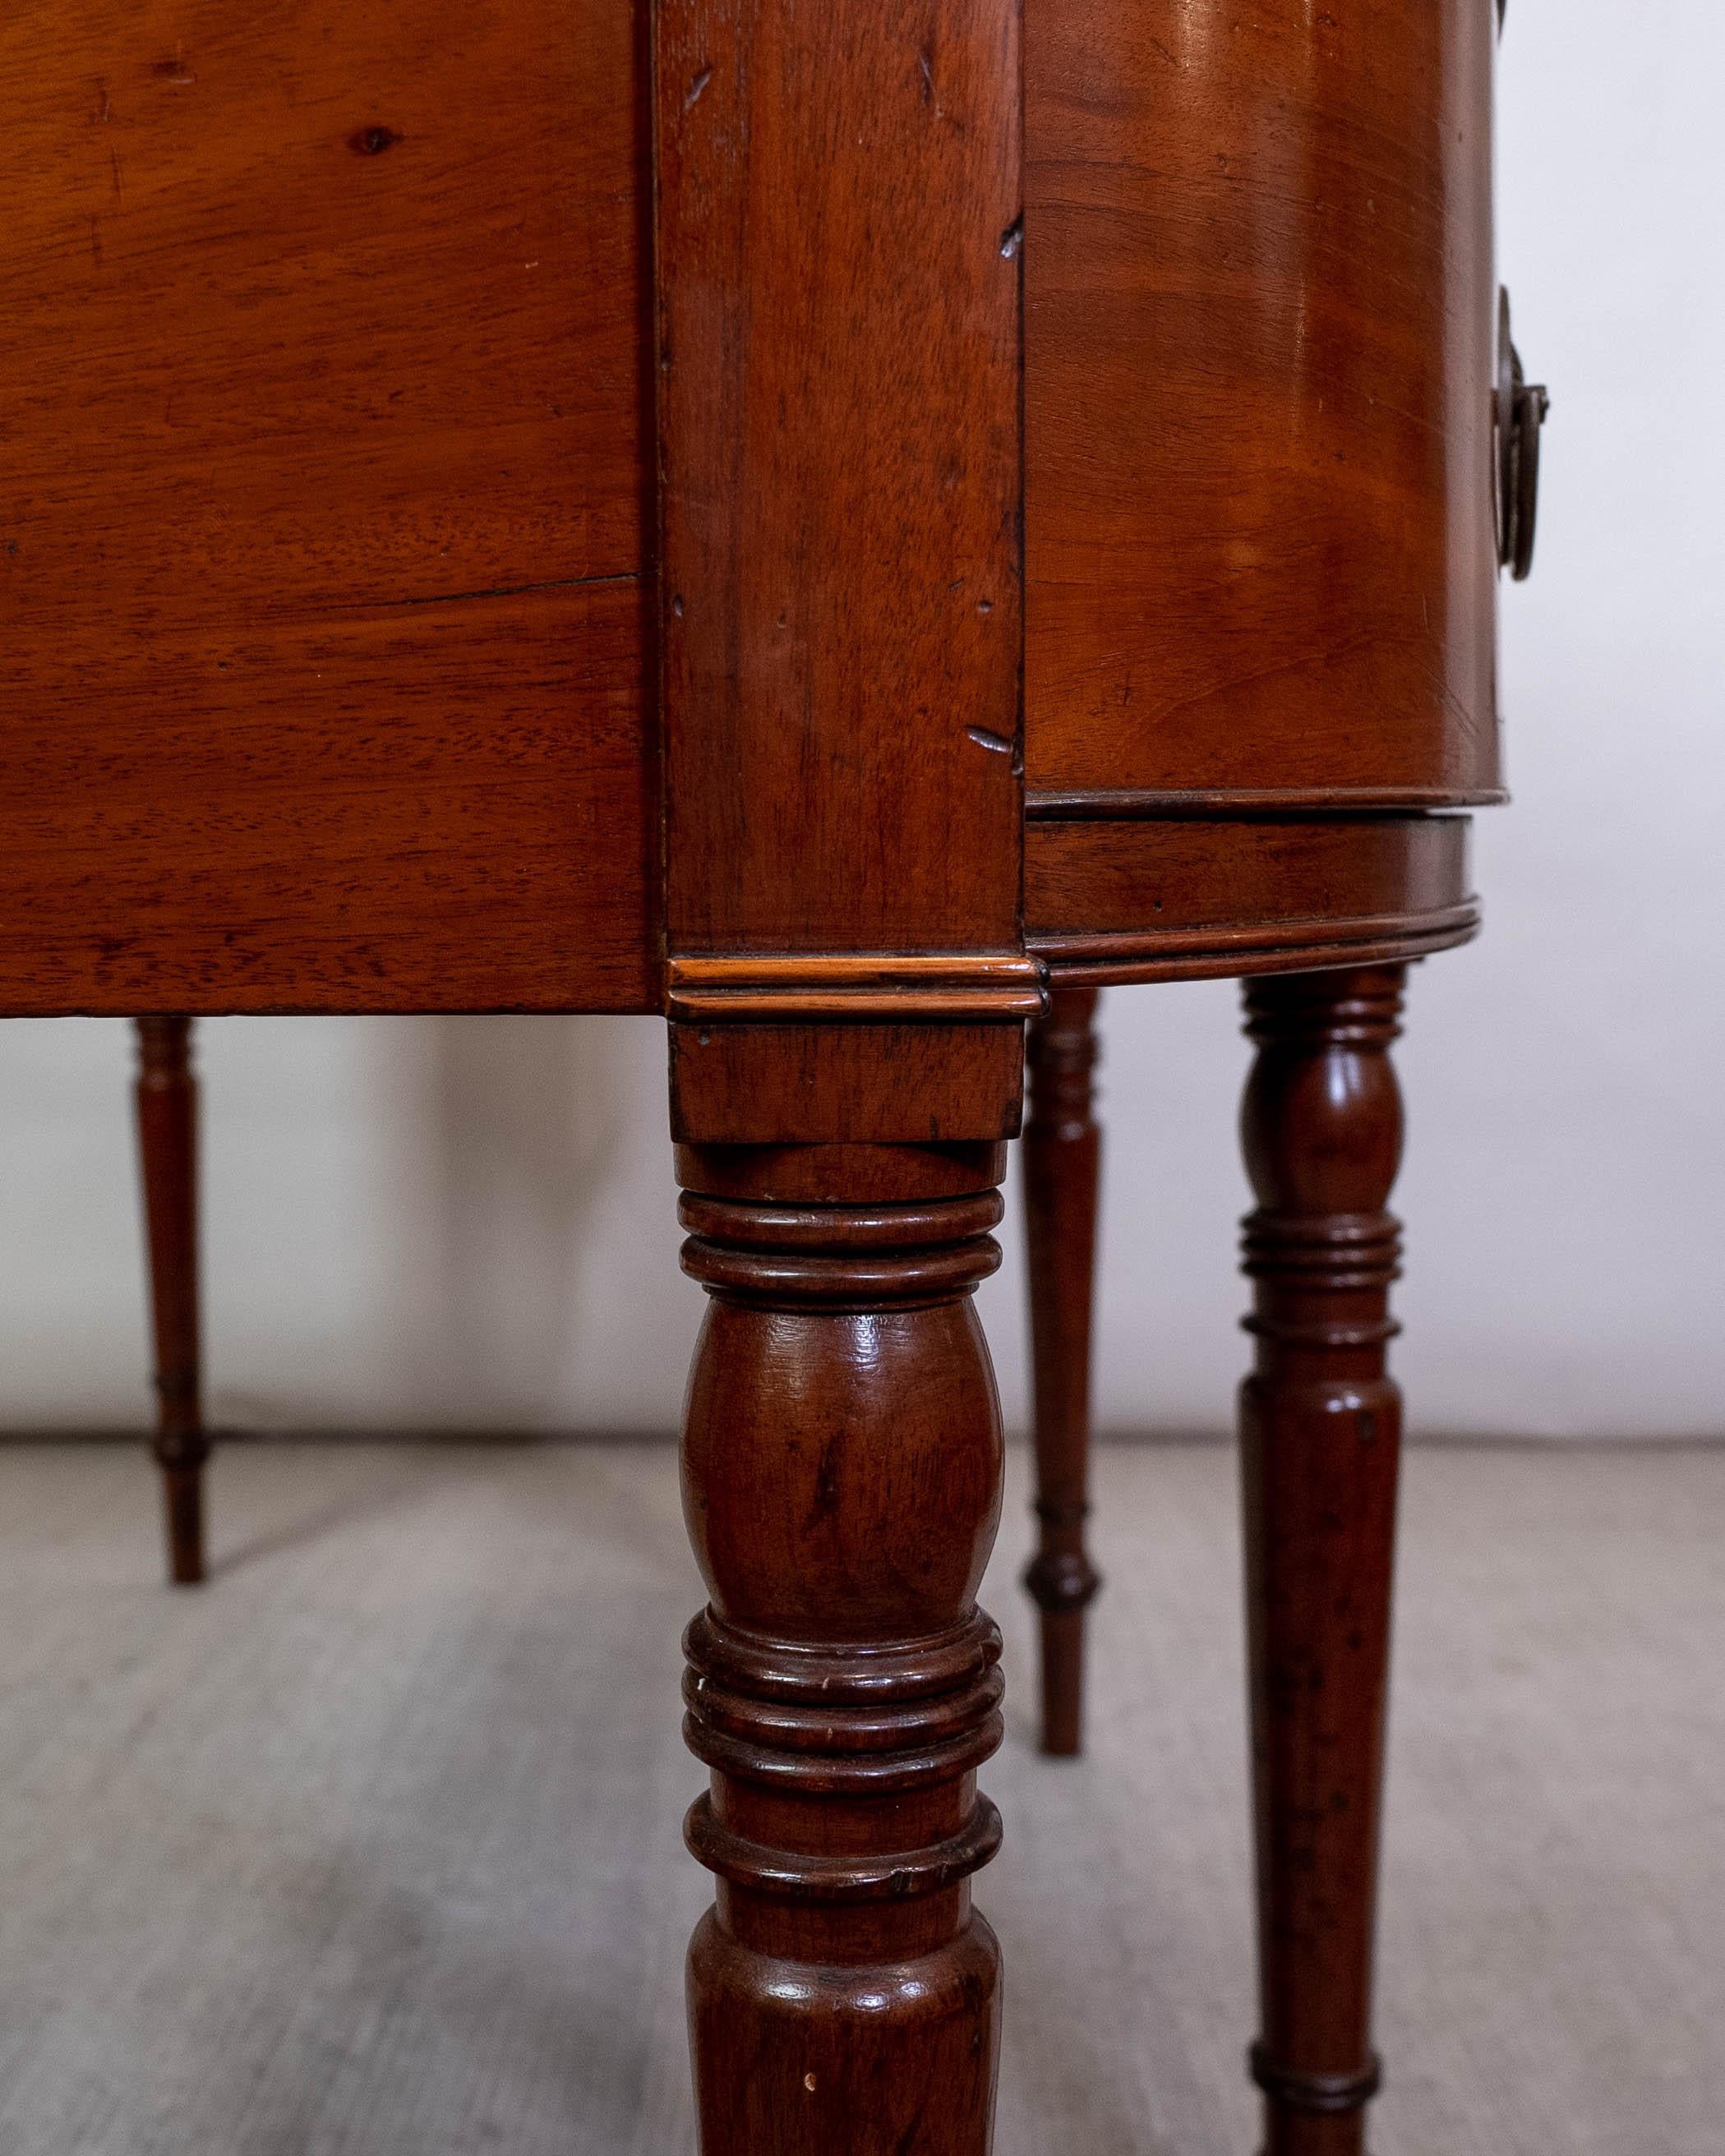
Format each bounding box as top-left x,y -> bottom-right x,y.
1026,813 -> 1480,988
1031,905 -> 1479,988
1026,787 -> 1508,818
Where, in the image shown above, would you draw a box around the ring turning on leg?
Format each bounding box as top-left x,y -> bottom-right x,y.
1021,988 -> 1103,1756
1237,966 -> 1408,2156
676,1146 -> 1009,2156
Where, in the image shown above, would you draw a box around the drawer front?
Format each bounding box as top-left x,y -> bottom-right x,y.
1026,813 -> 1477,984
1026,0 -> 1501,808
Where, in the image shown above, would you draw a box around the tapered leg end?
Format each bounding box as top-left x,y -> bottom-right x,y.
1036,1606 -> 1086,1758
1238,968 -> 1407,2156
1021,988 -> 1104,1762
160,1460 -> 206,1585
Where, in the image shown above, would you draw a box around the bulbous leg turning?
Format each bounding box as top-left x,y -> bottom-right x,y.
1237,967 -> 1409,2156
676,1144 -> 1009,2156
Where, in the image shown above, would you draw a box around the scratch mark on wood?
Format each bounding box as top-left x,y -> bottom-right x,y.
390,571 -> 638,610
685,67 -> 713,110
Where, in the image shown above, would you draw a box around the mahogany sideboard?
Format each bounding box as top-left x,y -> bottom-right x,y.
3,1 -> 1544,2149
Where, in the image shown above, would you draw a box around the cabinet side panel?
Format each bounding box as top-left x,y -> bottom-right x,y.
1026,0 -> 1499,804
0,582 -> 649,1013
0,0 -> 655,1012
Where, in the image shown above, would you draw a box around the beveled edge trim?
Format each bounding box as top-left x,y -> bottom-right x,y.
1026,786 -> 1508,819
667,951 -> 1047,1021
1031,901 -> 1481,988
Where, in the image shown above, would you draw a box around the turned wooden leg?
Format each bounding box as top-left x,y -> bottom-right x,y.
676,1140 -> 1008,2155
1021,987 -> 1103,1757
1238,966 -> 1408,2156
134,1015 -> 208,1586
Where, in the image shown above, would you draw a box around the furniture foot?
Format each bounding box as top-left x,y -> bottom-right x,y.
1237,966 -> 1409,2156
1021,988 -> 1103,1757
134,1016 -> 208,1586
676,1140 -> 1008,2156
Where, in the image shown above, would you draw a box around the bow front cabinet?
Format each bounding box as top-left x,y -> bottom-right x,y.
2,1 -> 1543,2148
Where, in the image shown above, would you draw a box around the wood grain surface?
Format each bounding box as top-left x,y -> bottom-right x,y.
0,0 -> 655,1013
1027,812 -> 1476,984
677,1143 -> 1010,2156
1238,966 -> 1410,2156
1025,0 -> 1501,806
655,0 -> 1024,964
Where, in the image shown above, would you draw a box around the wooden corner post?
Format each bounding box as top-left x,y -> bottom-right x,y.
653,3 -> 1028,2149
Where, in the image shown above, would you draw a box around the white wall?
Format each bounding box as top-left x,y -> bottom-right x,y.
2,7 -> 1720,1440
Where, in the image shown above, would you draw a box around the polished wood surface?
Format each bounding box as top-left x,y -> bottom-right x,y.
670,1022 -> 1026,1149
7,0 -> 1524,2144
679,1142 -> 1008,2156
654,7 -> 1030,2144
1028,812 -> 1475,985
1022,989 -> 1104,1757
1238,967 -> 1409,2156
133,1015 -> 206,1584
1025,0 -> 1501,808
0,0 -> 654,1014
655,0 -> 1022,968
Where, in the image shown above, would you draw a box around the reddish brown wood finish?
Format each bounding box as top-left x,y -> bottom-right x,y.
653,7 -> 1030,2139
1021,988 -> 1103,1757
654,0 -> 1023,966
5,0 -> 1517,2140
1238,966 -> 1409,2156
1027,814 -> 1477,986
1025,0 -> 1501,808
0,0 -> 655,1016
133,1016 -> 207,1585
667,954 -> 1045,1024
670,1022 -> 1028,1149
678,1139 -> 1008,2156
